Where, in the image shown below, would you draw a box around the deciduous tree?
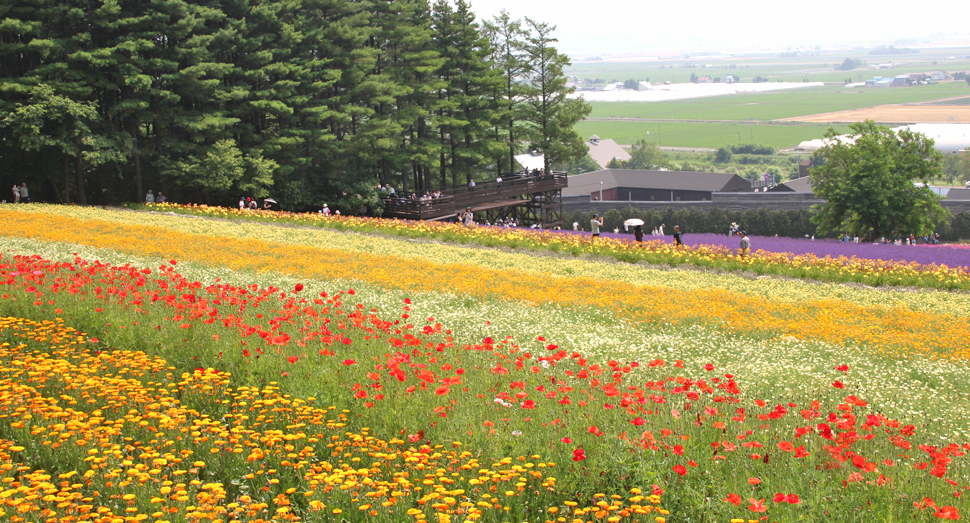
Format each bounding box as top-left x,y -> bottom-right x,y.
810,121 -> 949,241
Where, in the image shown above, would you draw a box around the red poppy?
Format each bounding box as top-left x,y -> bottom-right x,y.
794,445 -> 810,458
935,505 -> 960,520
572,448 -> 586,462
704,363 -> 714,371
631,417 -> 646,426
672,465 -> 687,476
748,478 -> 762,485
293,283 -> 304,292
343,359 -> 357,365
724,493 -> 742,506
561,437 -> 572,444
521,400 -> 535,409
435,385 -> 450,396
832,380 -> 845,389
748,498 -> 767,513
777,441 -> 794,452
355,390 -> 367,399
287,356 -> 298,364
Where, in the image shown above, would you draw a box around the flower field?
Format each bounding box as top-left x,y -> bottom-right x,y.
132,202 -> 970,290
1,204 -> 970,522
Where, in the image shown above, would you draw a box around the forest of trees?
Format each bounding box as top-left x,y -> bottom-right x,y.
0,0 -> 589,211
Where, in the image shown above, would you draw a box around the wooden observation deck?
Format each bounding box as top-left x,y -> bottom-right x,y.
382,172 -> 568,227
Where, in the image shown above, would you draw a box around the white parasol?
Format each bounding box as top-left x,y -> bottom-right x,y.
623,218 -> 644,226
263,198 -> 277,204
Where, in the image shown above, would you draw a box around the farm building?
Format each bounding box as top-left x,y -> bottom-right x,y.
768,176 -> 813,193
563,169 -> 752,202
795,124 -> 969,155
585,135 -> 632,169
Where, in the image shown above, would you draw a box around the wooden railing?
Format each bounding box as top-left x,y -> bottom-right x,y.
382,172 -> 567,220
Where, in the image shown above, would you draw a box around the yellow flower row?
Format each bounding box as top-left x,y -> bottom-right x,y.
0,316 -> 666,523
1,208 -> 968,360
141,202 -> 970,289
7,204 -> 970,318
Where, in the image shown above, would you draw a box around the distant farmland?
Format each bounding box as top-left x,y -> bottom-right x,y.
568,49 -> 970,148
573,120 -> 853,149
584,84 -> 970,121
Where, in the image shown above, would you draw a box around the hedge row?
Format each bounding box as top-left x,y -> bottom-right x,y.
565,206 -> 970,241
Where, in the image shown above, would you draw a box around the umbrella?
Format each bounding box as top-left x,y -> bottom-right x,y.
623,218 -> 644,226
263,198 -> 277,204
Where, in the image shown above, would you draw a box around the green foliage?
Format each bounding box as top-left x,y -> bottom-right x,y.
730,143 -> 775,155
519,18 -> 591,172
810,121 -> 950,240
835,58 -> 864,71
625,139 -> 667,169
942,154 -> 970,185
0,0 -> 583,209
565,155 -> 601,174
714,147 -> 732,163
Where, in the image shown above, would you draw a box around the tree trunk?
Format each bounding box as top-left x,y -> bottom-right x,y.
63,156 -> 71,204
131,123 -> 143,202
75,156 -> 87,205
47,175 -> 64,203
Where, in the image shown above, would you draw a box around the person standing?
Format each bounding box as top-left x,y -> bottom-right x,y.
156,192 -> 166,203
672,225 -> 683,247
18,183 -> 29,203
590,214 -> 603,240
12,184 -> 20,203
462,207 -> 474,227
572,221 -> 579,231
634,224 -> 644,243
658,223 -> 665,236
739,231 -> 750,256
145,189 -> 154,204
239,197 -> 245,210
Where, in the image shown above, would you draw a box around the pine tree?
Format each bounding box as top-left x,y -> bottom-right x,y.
520,18 -> 590,173
483,10 -> 527,175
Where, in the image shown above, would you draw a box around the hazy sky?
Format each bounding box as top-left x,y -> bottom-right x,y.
466,0 -> 969,57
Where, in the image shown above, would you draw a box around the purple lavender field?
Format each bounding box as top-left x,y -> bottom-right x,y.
535,228 -> 970,269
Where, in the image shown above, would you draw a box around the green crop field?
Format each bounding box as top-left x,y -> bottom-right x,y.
584,83 -> 970,120
566,47 -> 970,86
574,120 -> 853,149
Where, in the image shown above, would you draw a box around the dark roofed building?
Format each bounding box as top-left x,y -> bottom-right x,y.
564,169 -> 751,202
768,176 -> 813,193
946,188 -> 970,200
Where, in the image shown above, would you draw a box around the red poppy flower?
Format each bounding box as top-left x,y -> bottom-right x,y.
355,390 -> 368,399
935,505 -> 960,520
724,493 -> 742,506
777,441 -> 794,452
287,356 -> 298,364
631,417 -> 646,426
832,380 -> 845,389
572,448 -> 586,461
748,478 -> 762,485
293,283 -> 304,292
561,437 -> 572,444
435,385 -> 450,396
521,400 -> 535,409
748,498 -> 767,512
672,465 -> 687,476
343,359 -> 357,365
704,363 -> 714,371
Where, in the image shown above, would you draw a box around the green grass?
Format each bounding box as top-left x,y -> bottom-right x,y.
584,83 -> 970,120
574,120 -> 853,148
933,95 -> 970,105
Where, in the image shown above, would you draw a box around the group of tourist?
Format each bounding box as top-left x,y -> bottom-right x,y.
237,196 -> 274,210
145,190 -> 166,204
10,183 -> 29,203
